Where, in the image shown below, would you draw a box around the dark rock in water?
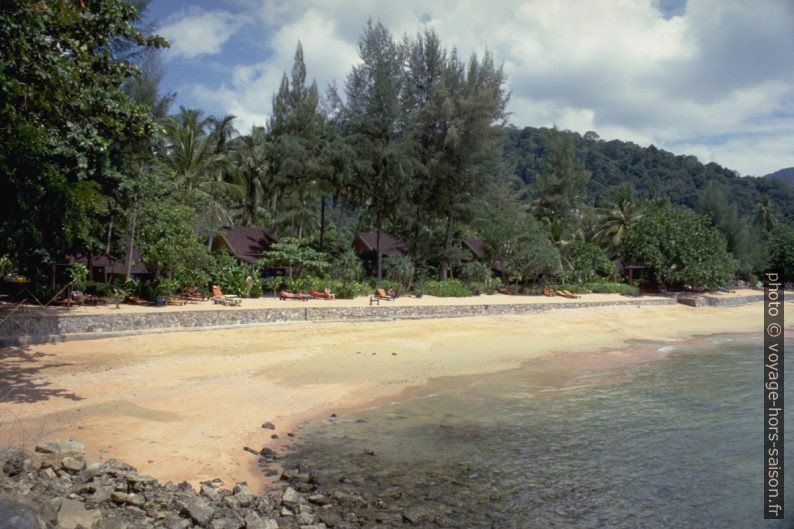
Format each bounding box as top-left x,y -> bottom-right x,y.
261,422 -> 276,430
258,448 -> 277,460
330,413 -> 337,418
243,447 -> 259,456
287,432 -> 295,438
0,498 -> 44,529
354,419 -> 367,424
364,449 -> 375,456
270,434 -> 279,439
307,494 -> 330,506
264,469 -> 278,477
391,352 -> 397,356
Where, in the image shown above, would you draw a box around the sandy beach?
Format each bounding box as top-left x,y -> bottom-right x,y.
0,296 -> 777,493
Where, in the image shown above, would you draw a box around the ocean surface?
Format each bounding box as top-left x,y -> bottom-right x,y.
283,334 -> 793,528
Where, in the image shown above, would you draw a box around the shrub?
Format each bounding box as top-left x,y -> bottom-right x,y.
468,277 -> 501,295
458,261 -> 492,284
585,281 -> 640,296
564,243 -> 615,284
331,249 -> 364,282
383,256 -> 414,289
418,279 -> 472,297
211,252 -> 262,298
155,278 -> 180,297
84,281 -> 113,297
0,256 -> 13,277
67,262 -> 88,291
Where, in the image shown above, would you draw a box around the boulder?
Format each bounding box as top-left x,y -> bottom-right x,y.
0,498 -> 46,529
180,497 -> 215,527
56,498 -> 101,529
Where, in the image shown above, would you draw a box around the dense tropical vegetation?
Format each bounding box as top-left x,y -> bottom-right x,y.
1,1 -> 792,304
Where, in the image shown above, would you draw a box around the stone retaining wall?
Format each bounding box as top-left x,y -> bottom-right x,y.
0,295 -> 763,347
675,293 -> 764,308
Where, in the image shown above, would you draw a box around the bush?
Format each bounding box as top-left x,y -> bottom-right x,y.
418,279 -> 472,297
564,243 -> 615,284
211,252 -> 262,298
155,278 -> 180,297
458,261 -> 492,284
383,256 -> 414,288
331,249 -> 364,282
265,275 -> 371,300
468,277 -> 501,295
0,256 -> 13,277
67,262 -> 88,290
84,281 -> 113,297
585,281 -> 640,296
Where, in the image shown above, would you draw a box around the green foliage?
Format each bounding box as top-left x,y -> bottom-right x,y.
769,224 -> 794,280
418,279 -> 472,297
138,200 -> 211,280
564,243 -> 615,284
211,252 -> 262,298
84,281 -> 114,297
265,274 -> 370,299
458,261 -> 493,284
620,205 -> 736,287
383,256 -> 414,289
67,262 -> 88,291
0,0 -> 166,268
258,238 -> 331,278
584,281 -> 640,296
154,278 -> 180,298
330,249 -> 364,282
468,277 -> 501,295
0,256 -> 13,277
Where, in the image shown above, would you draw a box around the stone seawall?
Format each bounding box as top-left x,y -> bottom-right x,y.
0,298 -> 684,347
675,293 -> 764,308
0,294 -> 764,347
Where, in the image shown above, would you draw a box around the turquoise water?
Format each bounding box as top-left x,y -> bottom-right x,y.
284,334 -> 793,528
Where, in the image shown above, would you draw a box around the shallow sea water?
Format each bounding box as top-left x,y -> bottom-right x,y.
283,334 -> 793,528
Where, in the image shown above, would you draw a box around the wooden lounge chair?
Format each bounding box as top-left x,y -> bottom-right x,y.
370,288 -> 395,305
181,286 -> 207,302
212,285 -> 242,306
542,287 -> 555,297
309,290 -> 325,299
167,297 -> 187,306
555,289 -> 580,299
279,290 -> 309,301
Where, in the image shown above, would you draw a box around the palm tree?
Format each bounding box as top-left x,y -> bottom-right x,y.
593,195 -> 643,252
228,125 -> 270,226
157,107 -> 241,234
755,197 -> 778,232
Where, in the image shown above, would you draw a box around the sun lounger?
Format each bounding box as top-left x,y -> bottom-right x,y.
309,290 -> 325,299
370,288 -> 395,305
212,285 -> 242,306
542,287 -> 555,297
555,289 -> 580,299
279,291 -> 309,301
181,286 -> 208,302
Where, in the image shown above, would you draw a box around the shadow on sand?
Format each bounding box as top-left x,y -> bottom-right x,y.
0,347 -> 82,403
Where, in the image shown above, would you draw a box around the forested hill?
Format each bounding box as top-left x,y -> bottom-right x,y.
765,167 -> 794,187
503,126 -> 794,224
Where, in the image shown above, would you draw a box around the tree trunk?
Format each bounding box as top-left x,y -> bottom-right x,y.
335,195 -> 345,251
105,219 -> 113,255
319,195 -> 326,252
126,206 -> 137,281
439,213 -> 454,281
376,211 -> 383,282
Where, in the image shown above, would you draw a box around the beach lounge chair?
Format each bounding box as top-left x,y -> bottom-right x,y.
542,287 -> 555,297
370,288 -> 395,305
279,291 -> 309,301
181,286 -> 207,302
309,290 -> 325,299
555,289 -> 580,299
212,285 -> 242,306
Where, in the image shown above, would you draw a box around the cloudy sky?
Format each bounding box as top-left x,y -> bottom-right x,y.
145,0 -> 794,176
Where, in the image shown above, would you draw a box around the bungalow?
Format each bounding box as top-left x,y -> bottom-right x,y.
61,249 -> 149,283
210,226 -> 278,265
352,232 -> 407,276
461,238 -> 503,275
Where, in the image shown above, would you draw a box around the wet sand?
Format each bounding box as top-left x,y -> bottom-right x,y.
0,299 -> 774,493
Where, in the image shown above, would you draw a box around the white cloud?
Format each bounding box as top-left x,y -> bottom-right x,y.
177,0 -> 794,175
159,7 -> 244,59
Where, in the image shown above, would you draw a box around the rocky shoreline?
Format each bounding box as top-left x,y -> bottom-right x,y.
0,438 -> 447,529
